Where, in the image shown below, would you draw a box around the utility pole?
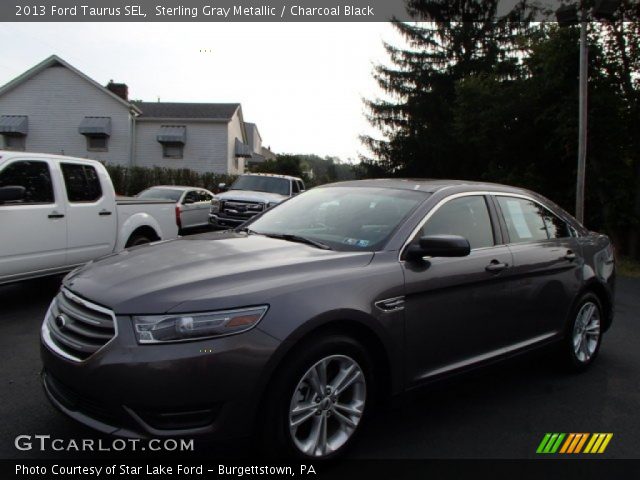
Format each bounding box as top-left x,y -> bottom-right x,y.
576,12 -> 588,224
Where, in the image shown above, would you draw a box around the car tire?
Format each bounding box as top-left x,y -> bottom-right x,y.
261,334 -> 373,460
562,292 -> 603,372
125,234 -> 152,248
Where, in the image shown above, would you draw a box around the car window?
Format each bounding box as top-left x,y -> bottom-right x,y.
292,181 -> 300,194
541,208 -> 572,239
298,180 -> 305,191
61,163 -> 102,202
249,187 -> 427,251
0,160 -> 54,204
137,188 -> 183,202
497,196 -> 550,243
184,191 -> 199,203
230,175 -> 290,196
421,195 -> 494,250
200,191 -> 213,202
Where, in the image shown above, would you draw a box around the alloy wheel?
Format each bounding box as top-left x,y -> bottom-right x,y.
288,354 -> 366,457
572,301 -> 601,363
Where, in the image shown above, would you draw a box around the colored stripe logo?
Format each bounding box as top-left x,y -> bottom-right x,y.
537,433 -> 613,454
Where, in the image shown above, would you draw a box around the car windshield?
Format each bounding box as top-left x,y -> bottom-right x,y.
248,187 -> 428,251
137,188 -> 183,202
230,176 -> 290,196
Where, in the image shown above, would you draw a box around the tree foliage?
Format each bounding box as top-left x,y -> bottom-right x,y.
363,0 -> 640,256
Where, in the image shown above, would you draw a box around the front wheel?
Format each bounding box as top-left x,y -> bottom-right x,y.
563,293 -> 603,371
262,335 -> 373,460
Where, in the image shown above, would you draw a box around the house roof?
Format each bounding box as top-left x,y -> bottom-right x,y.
133,102 -> 240,120
0,55 -> 141,114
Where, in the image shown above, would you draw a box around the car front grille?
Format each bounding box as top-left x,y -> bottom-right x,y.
220,200 -> 264,219
45,289 -> 116,362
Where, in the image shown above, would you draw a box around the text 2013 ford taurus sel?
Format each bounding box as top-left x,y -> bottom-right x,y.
40,179 -> 615,459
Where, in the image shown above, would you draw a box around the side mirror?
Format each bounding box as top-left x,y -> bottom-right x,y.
218,183 -> 228,192
406,234 -> 471,260
0,185 -> 25,204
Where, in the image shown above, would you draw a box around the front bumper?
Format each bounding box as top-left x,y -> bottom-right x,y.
40,310 -> 280,439
209,214 -> 246,228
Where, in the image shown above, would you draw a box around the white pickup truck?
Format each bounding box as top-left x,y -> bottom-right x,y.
0,151 -> 179,285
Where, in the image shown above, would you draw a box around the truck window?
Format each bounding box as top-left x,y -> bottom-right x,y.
292,181 -> 300,194
61,163 -> 103,202
0,160 -> 54,204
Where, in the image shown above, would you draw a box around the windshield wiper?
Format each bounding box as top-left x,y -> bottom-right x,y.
262,233 -> 332,250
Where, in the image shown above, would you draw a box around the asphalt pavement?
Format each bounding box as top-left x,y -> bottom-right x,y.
0,274 -> 638,459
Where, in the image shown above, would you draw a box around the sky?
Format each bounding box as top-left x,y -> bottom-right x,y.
0,22 -> 402,162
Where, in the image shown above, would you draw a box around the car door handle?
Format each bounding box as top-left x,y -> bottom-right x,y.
99,210 -> 112,216
48,212 -> 65,219
485,260 -> 508,273
564,250 -> 577,261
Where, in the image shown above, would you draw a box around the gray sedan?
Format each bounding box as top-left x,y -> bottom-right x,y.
41,179 -> 615,460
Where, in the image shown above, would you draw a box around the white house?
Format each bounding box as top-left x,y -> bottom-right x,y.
0,55 -> 267,174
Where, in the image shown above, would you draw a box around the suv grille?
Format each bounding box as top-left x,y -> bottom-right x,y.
221,200 -> 265,220
45,289 -> 116,362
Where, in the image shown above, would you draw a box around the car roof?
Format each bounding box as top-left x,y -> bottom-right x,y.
0,150 -> 102,166
322,178 -> 534,196
241,173 -> 302,181
143,185 -> 210,191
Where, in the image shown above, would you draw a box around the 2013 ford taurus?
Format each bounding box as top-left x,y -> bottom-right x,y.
40,179 -> 615,459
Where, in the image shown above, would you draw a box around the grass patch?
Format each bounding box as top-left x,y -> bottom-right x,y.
618,256 -> 640,278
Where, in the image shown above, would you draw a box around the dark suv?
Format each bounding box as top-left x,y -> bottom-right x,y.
41,179 -> 615,459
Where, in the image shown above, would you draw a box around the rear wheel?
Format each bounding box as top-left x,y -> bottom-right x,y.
563,293 -> 603,371
125,234 -> 152,248
262,335 -> 373,459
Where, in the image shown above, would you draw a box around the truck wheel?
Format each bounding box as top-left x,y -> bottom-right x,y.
125,234 -> 152,248
261,334 -> 373,460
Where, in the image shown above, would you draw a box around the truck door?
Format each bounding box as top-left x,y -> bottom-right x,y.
0,158 -> 68,280
60,162 -> 117,265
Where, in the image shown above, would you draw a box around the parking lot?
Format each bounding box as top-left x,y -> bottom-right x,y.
1,272 -> 638,460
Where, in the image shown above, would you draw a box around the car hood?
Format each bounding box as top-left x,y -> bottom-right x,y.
63,231 -> 373,315
216,190 -> 287,204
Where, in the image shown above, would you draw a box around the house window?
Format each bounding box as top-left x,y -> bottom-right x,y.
2,135 -> 26,151
163,142 -> 184,159
86,136 -> 109,152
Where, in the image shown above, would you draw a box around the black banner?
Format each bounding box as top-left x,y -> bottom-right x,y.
4,459 -> 640,480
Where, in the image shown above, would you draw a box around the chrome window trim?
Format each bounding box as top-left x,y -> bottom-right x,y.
41,288 -> 118,363
398,190 -> 567,262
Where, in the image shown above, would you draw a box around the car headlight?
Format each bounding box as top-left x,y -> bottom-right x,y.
132,306 -> 268,344
211,198 -> 221,213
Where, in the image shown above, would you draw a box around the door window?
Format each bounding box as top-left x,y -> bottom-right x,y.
421,195 -> 494,250
199,191 -> 213,202
292,181 -> 300,194
542,209 -> 572,239
184,191 -> 199,204
61,163 -> 103,202
0,160 -> 54,204
497,196 -> 556,243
